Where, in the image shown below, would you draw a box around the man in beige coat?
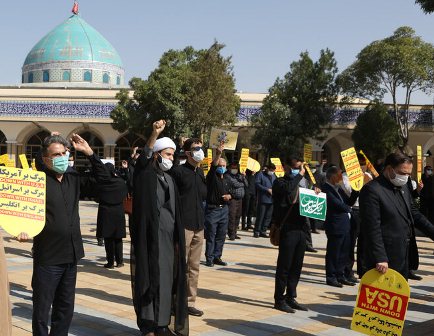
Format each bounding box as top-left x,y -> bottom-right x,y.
1,230 -> 12,336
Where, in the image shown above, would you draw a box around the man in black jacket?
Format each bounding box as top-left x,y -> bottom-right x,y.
359,152 -> 434,279
170,138 -> 207,317
17,133 -> 105,336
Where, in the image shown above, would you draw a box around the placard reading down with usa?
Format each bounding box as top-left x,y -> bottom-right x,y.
351,268 -> 410,336
298,187 -> 327,221
0,167 -> 46,237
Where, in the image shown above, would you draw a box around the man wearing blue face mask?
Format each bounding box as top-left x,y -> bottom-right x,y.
254,163 -> 276,238
16,133 -> 107,336
359,152 -> 434,279
204,142 -> 232,267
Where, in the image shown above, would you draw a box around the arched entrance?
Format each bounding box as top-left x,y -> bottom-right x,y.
115,133 -> 146,165
25,130 -> 50,161
0,130 -> 6,155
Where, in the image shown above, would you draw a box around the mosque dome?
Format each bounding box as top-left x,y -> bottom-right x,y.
22,11 -> 124,87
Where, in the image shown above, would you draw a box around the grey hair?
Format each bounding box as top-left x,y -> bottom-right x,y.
42,135 -> 70,156
326,166 -> 340,180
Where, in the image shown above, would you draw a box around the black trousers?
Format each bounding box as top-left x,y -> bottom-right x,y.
32,263 -> 77,336
326,232 -> 351,282
346,209 -> 360,277
104,238 -> 123,265
241,193 -> 256,227
303,218 -> 314,248
228,198 -> 242,239
274,230 -> 306,303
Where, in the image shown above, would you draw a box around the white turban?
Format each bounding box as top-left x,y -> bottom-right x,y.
152,137 -> 177,153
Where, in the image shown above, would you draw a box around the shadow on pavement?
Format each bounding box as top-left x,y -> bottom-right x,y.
198,288 -> 273,309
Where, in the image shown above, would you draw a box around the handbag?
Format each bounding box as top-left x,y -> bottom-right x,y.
123,193 -> 133,215
270,202 -> 295,246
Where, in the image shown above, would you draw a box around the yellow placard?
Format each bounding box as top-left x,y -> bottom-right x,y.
0,167 -> 46,237
359,150 -> 379,178
31,159 -> 37,171
351,268 -> 410,336
304,144 -> 313,163
417,145 -> 422,183
209,128 -> 238,151
246,157 -> 261,172
304,164 -> 317,185
0,154 -> 9,165
6,159 -> 15,168
341,147 -> 364,191
270,158 -> 284,178
239,148 -> 249,173
19,154 -> 30,170
201,149 -> 213,176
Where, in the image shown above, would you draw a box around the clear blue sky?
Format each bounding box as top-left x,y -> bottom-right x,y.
1,0 -> 433,103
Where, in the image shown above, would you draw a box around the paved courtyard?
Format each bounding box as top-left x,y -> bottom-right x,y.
3,201 -> 434,335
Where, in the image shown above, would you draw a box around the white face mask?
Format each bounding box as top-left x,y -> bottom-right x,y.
230,169 -> 238,175
68,161 -> 74,167
158,154 -> 173,172
390,169 -> 409,187
179,159 -> 187,165
268,171 -> 275,176
192,149 -> 205,163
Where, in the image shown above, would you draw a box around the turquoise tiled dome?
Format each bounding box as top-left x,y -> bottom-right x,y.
24,15 -> 123,67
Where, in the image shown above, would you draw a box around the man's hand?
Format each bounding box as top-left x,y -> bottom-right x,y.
376,262 -> 388,274
222,194 -> 232,202
300,164 -> 306,176
152,120 -> 166,136
314,187 -> 321,195
71,134 -> 93,156
121,160 -> 128,169
267,188 -> 273,195
216,141 -> 225,156
16,232 -> 30,242
417,180 -> 424,194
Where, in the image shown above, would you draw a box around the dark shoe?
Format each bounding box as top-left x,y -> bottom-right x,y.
253,232 -> 260,238
326,280 -> 343,288
97,238 -> 104,246
213,258 -> 228,266
235,235 -> 241,239
338,278 -> 356,286
116,263 -> 124,268
205,260 -> 214,267
306,246 -> 318,253
408,270 -> 423,281
347,275 -> 359,283
104,263 -> 114,269
155,327 -> 176,336
259,233 -> 269,238
274,301 -> 295,313
311,230 -> 320,234
228,237 -> 236,241
286,298 -> 308,311
188,306 -> 204,317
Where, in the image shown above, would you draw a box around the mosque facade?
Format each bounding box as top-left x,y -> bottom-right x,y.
1,7 -> 434,170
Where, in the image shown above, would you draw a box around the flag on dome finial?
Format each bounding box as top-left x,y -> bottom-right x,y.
72,1 -> 79,15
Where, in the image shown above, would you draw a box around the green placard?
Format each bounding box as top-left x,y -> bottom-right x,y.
299,187 -> 327,221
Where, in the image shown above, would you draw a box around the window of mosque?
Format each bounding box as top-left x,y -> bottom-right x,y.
116,75 -> 121,85
0,130 -> 7,156
103,73 -> 110,84
114,133 -> 146,166
25,130 -> 50,163
28,72 -> 34,83
84,70 -> 92,82
43,71 -> 50,82
63,71 -> 71,81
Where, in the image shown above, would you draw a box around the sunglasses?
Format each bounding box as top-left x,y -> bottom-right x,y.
189,146 -> 203,152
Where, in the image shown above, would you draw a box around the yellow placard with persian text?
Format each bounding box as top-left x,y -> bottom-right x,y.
239,148 -> 249,173
359,150 -> 379,178
304,164 -> 316,185
341,147 -> 364,191
0,167 -> 46,237
417,145 -> 422,183
0,154 -> 9,165
246,157 -> 261,172
351,268 -> 410,336
19,154 -> 30,170
209,128 -> 238,151
270,158 -> 284,177
201,149 -> 213,176
304,144 -> 313,163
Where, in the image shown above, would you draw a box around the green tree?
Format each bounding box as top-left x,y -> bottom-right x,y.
111,42 -> 240,140
416,0 -> 434,13
252,49 -> 339,159
352,102 -> 400,162
339,26 -> 434,150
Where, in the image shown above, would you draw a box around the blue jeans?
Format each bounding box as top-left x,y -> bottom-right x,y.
254,203 -> 273,234
325,232 -> 351,282
32,263 -> 77,336
204,205 -> 229,262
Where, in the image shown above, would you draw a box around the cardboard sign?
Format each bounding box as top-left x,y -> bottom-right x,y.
304,164 -> 317,185
31,159 -> 37,171
270,158 -> 284,177
201,149 -> 213,176
239,148 -> 249,173
246,157 -> 261,172
341,147 -> 364,191
417,145 -> 422,183
304,144 -> 313,163
0,167 -> 46,237
299,187 -> 327,220
359,150 -> 379,178
0,154 -> 8,165
209,128 -> 238,151
351,268 -> 410,336
19,154 -> 30,170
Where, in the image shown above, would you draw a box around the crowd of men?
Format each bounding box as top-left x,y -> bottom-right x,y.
2,119 -> 434,336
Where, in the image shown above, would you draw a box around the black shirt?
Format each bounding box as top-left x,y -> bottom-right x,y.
170,162 -> 207,231
33,154 -> 103,266
206,164 -> 230,206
